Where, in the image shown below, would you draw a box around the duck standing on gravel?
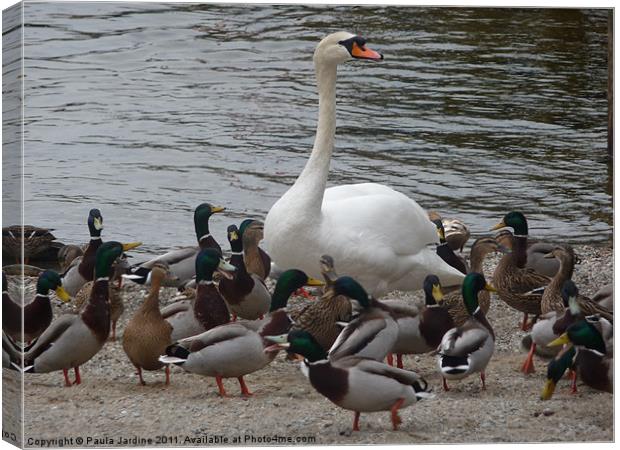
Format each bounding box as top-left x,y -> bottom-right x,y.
219,224 -> 271,321
62,209 -> 104,296
22,241 -> 141,386
383,274 -> 455,369
437,272 -> 496,391
267,329 -> 432,431
123,262 -> 177,386
491,211 -> 550,330
3,270 -> 71,344
162,248 -> 236,341
327,276 -> 398,362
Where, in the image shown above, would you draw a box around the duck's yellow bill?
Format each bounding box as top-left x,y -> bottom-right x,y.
93,217 -> 103,230
484,283 -> 497,293
540,379 -> 556,400
55,286 -> 71,302
122,242 -> 142,251
306,277 -> 325,287
432,284 -> 444,302
491,221 -> 507,231
548,333 -> 570,347
211,206 -> 226,213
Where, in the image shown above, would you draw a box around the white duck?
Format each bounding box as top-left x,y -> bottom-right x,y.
263,32 -> 465,296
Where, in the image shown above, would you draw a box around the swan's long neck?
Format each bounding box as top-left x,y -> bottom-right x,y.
288,60 -> 338,211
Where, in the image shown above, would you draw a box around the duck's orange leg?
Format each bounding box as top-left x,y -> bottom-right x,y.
238,376 -> 253,397
480,371 -> 486,390
442,377 -> 450,391
164,365 -> 170,386
215,376 -> 228,397
390,398 -> 405,430
520,342 -> 536,374
352,412 -> 361,431
569,369 -> 578,394
386,353 -> 394,366
396,354 -> 404,369
135,366 -> 146,386
63,369 -> 72,387
520,313 -> 529,331
73,366 -> 82,385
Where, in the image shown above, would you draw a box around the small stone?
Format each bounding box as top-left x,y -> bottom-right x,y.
543,409 -> 554,417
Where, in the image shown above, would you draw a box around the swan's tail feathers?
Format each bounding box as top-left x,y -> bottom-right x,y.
439,354 -> 469,376
159,344 -> 190,366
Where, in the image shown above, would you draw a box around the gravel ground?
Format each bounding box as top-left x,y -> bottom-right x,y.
2,244 -> 613,446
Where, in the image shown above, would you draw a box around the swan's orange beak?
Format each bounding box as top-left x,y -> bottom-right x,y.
351,42 -> 383,61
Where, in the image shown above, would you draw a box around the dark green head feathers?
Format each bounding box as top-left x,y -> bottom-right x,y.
87,208 -> 103,237
194,203 -> 225,240
36,270 -> 64,294
270,269 -> 322,312
195,248 -> 230,282
333,276 -> 371,308
285,329 -> 328,362
95,242 -> 128,278
461,272 -> 494,316
567,319 -> 607,354
492,211 -> 528,236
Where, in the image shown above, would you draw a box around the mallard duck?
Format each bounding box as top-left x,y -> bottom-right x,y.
431,219 -> 468,275
162,248 -> 235,341
491,212 -> 551,330
263,32 -> 465,297
383,275 -> 454,369
239,219 -> 271,280
521,280 -> 581,374
128,203 -> 225,286
540,345 -> 577,400
267,329 -> 432,431
443,218 -> 471,253
288,258 -> 351,352
2,225 -> 56,264
61,209 -> 104,296
22,241 -> 141,386
548,317 -> 613,393
57,244 -> 84,273
441,237 -> 502,326
3,270 -> 71,344
159,318 -> 287,397
219,225 -> 271,321
123,262 -> 176,386
327,276 -> 398,362
437,272 -> 496,391
73,253 -> 132,341
495,230 -> 559,278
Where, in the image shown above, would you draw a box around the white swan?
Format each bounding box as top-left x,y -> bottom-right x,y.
263,32 -> 465,296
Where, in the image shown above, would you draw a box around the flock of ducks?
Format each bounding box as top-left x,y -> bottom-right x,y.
2,31 -> 614,433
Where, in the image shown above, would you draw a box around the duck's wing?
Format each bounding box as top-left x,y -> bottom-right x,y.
177,323 -> 250,352
23,314 -> 79,361
160,300 -> 192,319
352,357 -> 427,386
136,247 -> 198,269
328,316 -> 388,360
438,324 -> 489,357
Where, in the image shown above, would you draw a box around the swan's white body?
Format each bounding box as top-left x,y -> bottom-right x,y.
263,32 -> 465,296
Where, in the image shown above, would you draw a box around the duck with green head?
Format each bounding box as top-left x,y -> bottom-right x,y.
548,316 -> 613,394
127,203 -> 226,286
437,272 -> 496,391
156,269 -> 321,398
491,211 -> 550,330
23,241 -> 141,386
162,248 -> 236,341
3,270 -> 71,344
326,276 -> 398,362
61,209 -> 104,296
219,224 -> 271,321
266,329 -> 432,431
382,274 -> 455,369
540,345 -> 577,400
239,219 -> 271,280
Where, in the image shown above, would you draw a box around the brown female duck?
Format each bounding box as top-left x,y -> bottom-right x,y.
3,225 -> 56,264
239,219 -> 271,280
3,270 -> 70,344
491,212 -> 551,330
23,241 -> 141,386
123,262 -> 176,386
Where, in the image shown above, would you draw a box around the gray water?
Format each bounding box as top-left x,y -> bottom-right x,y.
9,3 -> 614,259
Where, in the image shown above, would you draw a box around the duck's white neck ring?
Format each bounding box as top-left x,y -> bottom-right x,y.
198,280 -> 214,285
96,276 -> 109,282
513,234 -> 528,238
35,293 -> 49,298
199,234 -> 211,242
90,236 -> 101,240
230,251 -> 243,256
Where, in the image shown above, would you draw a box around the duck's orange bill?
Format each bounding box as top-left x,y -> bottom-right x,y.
351,42 -> 383,61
